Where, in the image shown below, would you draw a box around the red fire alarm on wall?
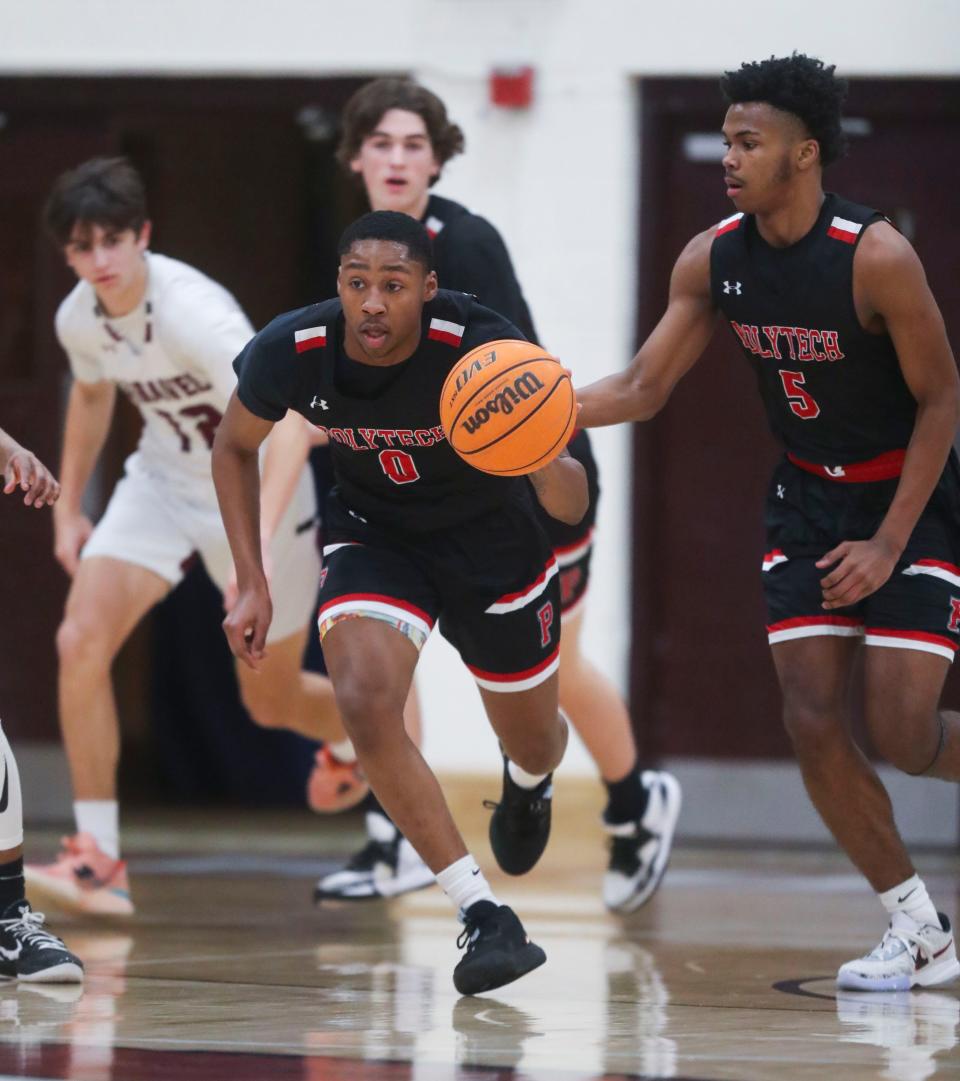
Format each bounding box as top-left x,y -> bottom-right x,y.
489,66 -> 535,108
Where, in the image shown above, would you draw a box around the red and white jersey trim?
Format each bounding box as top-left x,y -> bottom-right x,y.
427,318 -> 465,347
762,549 -> 788,572
486,558 -> 558,614
864,628 -> 957,662
903,559 -> 960,591
767,615 -> 862,644
294,326 -> 327,353
425,215 -> 445,237
317,593 -> 434,640
554,529 -> 594,568
716,212 -> 744,236
469,648 -> 560,693
826,216 -> 862,244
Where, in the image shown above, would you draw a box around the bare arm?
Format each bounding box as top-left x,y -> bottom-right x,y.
819,223 -> 960,608
211,390 -> 277,667
0,427 -> 60,508
528,448 -> 588,524
53,380 -> 116,575
259,411 -> 314,546
576,229 -> 718,427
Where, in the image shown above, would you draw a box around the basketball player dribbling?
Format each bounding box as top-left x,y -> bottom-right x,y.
26,157 -> 342,916
305,77 -> 681,913
214,210 -> 586,994
576,53 -> 960,992
0,430 -> 83,981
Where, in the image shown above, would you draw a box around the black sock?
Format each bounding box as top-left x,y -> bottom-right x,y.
603,764 -> 647,825
0,857 -> 25,911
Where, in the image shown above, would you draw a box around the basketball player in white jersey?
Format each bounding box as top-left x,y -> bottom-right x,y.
0,428 -> 83,980
26,157 -> 335,916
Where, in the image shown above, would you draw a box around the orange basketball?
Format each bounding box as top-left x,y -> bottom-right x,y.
439,339 -> 578,476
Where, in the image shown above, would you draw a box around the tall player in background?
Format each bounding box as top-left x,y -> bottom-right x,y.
26,158 -> 332,916
307,77 -> 681,911
0,431 -> 83,981
576,54 -> 960,992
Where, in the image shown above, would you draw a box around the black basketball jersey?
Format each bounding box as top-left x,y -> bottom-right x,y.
422,194 -> 539,343
234,289 -> 533,533
710,193 -> 916,465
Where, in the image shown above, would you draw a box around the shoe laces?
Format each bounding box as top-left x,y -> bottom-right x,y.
868,922 -> 932,962
607,825 -> 656,875
483,786 -> 550,831
1,909 -> 63,950
456,907 -> 495,952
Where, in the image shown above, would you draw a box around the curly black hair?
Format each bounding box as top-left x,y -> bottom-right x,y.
720,54 -> 848,167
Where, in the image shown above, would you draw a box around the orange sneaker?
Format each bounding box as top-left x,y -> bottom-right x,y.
306,746 -> 369,813
25,834 -> 133,917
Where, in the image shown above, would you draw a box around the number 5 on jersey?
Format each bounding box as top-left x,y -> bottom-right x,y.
778,369 -> 821,419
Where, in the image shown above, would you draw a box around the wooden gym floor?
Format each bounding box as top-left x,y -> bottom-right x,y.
4,777 -> 959,1080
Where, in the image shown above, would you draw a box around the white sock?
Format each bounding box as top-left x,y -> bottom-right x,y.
328,738 -> 357,764
507,760 -> 549,790
0,721 -> 24,850
879,874 -> 939,927
74,800 -> 120,860
436,854 -> 498,913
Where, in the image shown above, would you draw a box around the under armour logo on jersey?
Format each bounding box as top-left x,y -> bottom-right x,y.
310,396 -> 329,411
723,280 -> 743,295
776,485 -> 785,499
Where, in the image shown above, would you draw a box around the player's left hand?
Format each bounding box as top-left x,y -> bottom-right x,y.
816,536 -> 900,609
222,584 -> 272,670
3,447 -> 60,508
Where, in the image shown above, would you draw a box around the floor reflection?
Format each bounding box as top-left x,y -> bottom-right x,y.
836,989 -> 959,1081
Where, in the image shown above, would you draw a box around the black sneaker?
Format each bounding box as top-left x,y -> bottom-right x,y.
453,900 -> 546,995
313,812 -> 434,902
0,900 -> 83,984
485,756 -> 553,875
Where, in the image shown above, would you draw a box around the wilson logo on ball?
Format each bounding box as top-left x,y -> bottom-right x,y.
460,371 -> 546,434
439,339 -> 577,476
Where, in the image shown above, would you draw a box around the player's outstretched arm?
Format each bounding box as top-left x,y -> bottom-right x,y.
818,223 -> 960,609
53,380 -> 116,575
528,448 -> 588,524
0,427 -> 60,508
576,229 -> 717,428
211,391 -> 277,668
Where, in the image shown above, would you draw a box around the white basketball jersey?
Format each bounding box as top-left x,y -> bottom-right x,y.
55,252 -> 253,494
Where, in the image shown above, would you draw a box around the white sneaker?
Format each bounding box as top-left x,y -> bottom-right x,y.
602,770 -> 682,913
837,911 -> 960,992
314,812 -> 435,902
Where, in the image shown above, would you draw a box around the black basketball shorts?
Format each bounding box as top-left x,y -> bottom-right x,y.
533,429 -> 600,619
761,457 -> 960,662
316,492 -> 561,692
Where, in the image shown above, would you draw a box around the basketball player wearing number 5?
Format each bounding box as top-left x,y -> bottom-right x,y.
576,54 -> 960,992
27,157 -> 334,917
215,210 -> 585,994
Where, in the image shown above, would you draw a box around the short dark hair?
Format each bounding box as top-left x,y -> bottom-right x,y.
336,77 -> 465,184
720,54 -> 848,167
338,211 -> 434,271
44,156 -> 148,245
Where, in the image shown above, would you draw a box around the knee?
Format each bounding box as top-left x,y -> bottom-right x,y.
867,704 -> 937,775
56,615 -> 113,674
781,692 -> 844,762
331,671 -> 402,754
